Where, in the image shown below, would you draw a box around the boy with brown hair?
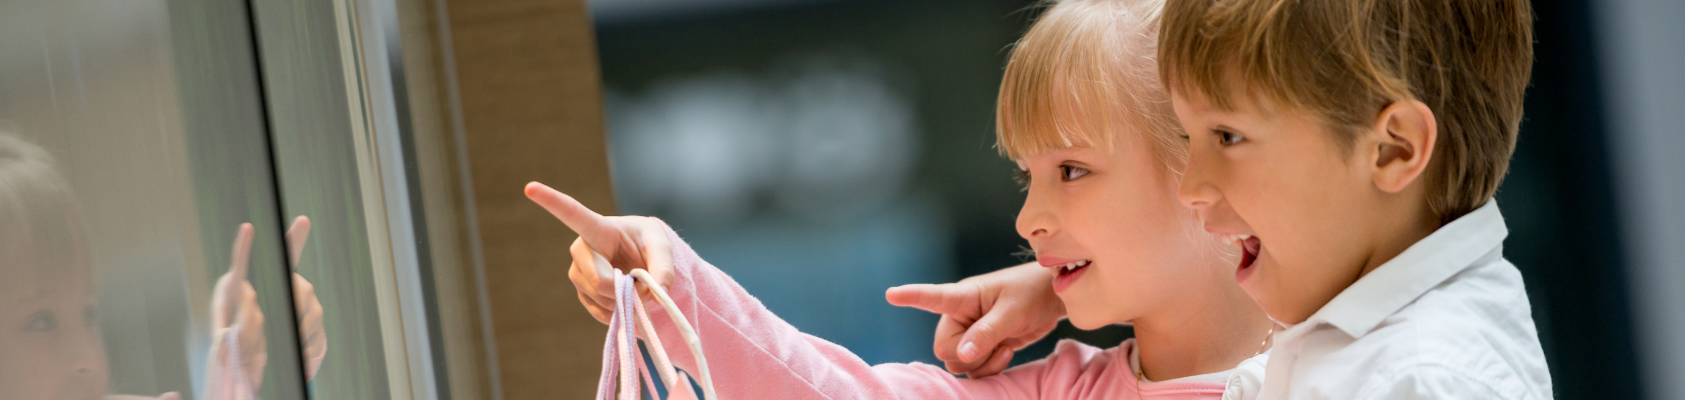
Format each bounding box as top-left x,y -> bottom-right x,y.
1159,0 -> 1552,397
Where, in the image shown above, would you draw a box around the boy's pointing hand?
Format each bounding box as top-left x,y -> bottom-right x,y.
886,262 -> 1064,378
525,181 -> 675,324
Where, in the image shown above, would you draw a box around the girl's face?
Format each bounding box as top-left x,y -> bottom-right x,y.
1015,136 -> 1220,329
0,255 -> 109,400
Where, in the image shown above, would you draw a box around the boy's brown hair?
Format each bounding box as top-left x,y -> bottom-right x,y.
1159,0 -> 1534,222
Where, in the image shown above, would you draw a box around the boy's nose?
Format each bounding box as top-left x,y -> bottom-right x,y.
1178,157 -> 1222,209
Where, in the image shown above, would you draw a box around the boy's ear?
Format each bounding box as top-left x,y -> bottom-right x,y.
1367,99 -> 1437,194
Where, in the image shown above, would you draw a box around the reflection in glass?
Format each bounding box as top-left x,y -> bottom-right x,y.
0,134 -> 111,400
0,133 -> 327,400
0,0 -> 308,397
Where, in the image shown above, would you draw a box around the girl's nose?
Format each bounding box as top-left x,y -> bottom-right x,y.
1016,188 -> 1057,240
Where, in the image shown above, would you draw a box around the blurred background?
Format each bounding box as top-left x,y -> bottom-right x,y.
0,0 -> 1678,399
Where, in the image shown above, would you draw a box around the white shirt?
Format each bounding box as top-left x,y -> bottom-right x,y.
1259,201 -> 1554,400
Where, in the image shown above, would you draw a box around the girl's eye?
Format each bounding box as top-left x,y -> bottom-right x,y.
1060,165 -> 1089,181
1012,168 -> 1031,192
25,310 -> 57,332
1217,129 -> 1245,146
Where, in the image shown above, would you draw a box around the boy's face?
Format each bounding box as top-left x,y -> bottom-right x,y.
1171,91 -> 1389,324
1015,139 -> 1222,330
0,254 -> 109,400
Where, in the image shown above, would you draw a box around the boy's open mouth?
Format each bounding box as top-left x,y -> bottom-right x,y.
1222,234 -> 1263,273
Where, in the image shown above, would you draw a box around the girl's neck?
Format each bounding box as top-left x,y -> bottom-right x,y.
1130,260 -> 1274,382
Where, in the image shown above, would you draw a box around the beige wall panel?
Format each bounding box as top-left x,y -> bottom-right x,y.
438,0 -> 614,398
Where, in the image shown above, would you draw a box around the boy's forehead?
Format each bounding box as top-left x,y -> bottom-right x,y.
1171,84 -> 1293,121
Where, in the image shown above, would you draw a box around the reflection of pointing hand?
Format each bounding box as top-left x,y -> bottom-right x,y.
885,262 -> 1064,378
285,216 -> 327,381
210,223 -> 267,391
524,181 -> 675,324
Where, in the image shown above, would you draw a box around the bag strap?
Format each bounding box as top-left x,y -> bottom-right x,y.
595,266 -> 719,400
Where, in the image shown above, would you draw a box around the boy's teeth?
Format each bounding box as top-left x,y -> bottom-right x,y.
1058,260 -> 1091,272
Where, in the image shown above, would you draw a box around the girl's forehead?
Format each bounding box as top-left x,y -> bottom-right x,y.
1019,144 -> 1110,161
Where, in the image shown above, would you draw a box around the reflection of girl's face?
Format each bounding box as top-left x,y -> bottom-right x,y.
0,254 -> 109,400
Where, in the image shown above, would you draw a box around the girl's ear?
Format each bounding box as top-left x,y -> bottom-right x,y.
1368,99 -> 1437,194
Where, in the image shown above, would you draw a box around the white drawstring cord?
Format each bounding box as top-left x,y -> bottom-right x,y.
596,265 -> 719,400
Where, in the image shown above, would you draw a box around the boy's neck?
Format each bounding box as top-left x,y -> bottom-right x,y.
1356,203 -> 1443,278
1131,257 -> 1275,382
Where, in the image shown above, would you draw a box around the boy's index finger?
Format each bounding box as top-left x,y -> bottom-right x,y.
885,283 -> 976,315
524,181 -> 605,237
228,222 -> 254,283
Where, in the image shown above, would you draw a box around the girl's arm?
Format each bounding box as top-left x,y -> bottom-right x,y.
524,183 -> 1199,400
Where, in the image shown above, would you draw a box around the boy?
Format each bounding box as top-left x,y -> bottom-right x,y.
1160,0 -> 1550,397
906,0 -> 1552,397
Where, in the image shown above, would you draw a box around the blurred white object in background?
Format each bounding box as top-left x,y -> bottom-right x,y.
604,54 -> 947,365
607,55 -> 917,225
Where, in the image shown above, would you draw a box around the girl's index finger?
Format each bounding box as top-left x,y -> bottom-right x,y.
228,222 -> 254,283
524,181 -> 605,236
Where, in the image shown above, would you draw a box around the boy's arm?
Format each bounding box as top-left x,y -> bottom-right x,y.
886,263 -> 1065,377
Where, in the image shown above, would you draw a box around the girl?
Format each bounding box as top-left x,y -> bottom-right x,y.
529,0 -> 1274,398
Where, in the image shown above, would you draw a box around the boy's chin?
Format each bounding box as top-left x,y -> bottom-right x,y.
1251,292 -> 1312,325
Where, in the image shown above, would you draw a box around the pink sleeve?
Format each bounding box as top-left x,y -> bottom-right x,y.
641,223 -> 972,399
639,222 -> 1215,400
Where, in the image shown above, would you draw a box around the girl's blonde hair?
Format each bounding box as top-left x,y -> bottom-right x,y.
0,132 -> 86,270
996,0 -> 1185,173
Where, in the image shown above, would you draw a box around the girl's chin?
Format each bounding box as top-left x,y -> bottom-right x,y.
1062,308 -> 1115,331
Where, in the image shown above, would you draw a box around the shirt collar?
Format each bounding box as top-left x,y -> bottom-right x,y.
1299,200 -> 1510,338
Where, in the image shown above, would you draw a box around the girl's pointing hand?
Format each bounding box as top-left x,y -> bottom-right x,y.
525,181 -> 675,324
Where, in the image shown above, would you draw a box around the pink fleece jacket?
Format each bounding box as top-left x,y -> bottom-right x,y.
637,225 -> 1244,400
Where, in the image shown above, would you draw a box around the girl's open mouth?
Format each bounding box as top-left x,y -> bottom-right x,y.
1050,259 -> 1091,293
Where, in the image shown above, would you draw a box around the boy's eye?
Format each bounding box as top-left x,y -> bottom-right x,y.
24,310 -> 57,332
1217,129 -> 1245,146
1060,165 -> 1089,181
1012,168 -> 1031,192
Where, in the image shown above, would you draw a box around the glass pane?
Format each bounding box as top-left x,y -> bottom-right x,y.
249,0 -> 411,398
0,0 -> 307,399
